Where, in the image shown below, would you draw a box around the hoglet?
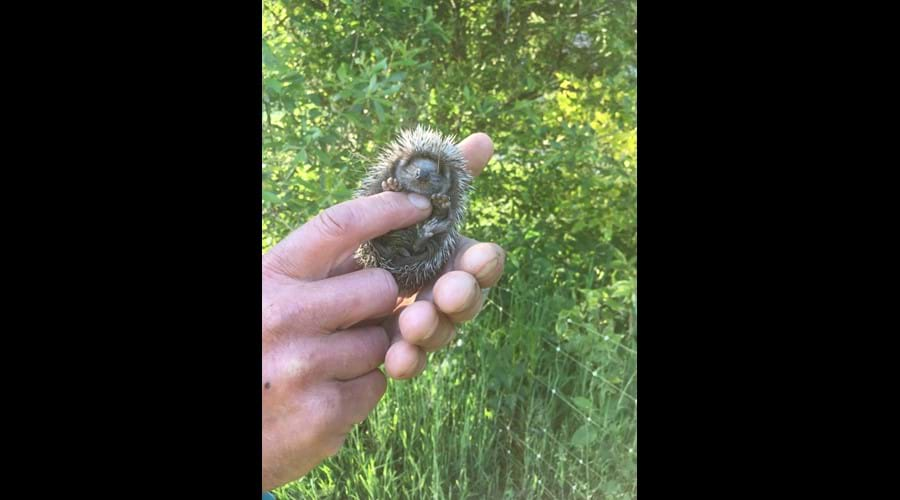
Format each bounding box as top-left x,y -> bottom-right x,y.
354,126 -> 473,295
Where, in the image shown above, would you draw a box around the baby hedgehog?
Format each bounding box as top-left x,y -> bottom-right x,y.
354,126 -> 473,295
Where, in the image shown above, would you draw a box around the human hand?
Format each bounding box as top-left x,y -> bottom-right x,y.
261,189 -> 435,490
260,132 -> 504,489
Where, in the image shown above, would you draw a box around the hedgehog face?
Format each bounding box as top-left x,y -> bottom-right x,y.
395,156 -> 451,196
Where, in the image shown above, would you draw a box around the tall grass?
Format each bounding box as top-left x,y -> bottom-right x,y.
275,268 -> 637,499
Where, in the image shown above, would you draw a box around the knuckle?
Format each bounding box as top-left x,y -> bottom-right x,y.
376,190 -> 403,208
313,206 -> 350,240
262,298 -> 285,332
280,339 -> 319,383
263,295 -> 300,335
266,285 -> 321,334
261,250 -> 294,279
310,387 -> 342,431
378,192 -> 416,220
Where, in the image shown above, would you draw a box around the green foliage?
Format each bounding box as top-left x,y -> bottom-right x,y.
263,0 -> 636,497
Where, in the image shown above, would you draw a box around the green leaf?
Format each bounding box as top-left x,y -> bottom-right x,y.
572,396 -> 593,410
385,72 -> 406,83
571,424 -> 598,447
368,74 -> 377,93
264,78 -> 281,94
262,190 -> 280,203
373,100 -> 385,122
280,73 -> 304,84
293,149 -> 308,165
297,178 -> 319,191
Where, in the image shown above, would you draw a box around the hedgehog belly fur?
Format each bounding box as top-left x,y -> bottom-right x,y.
357,227 -> 459,294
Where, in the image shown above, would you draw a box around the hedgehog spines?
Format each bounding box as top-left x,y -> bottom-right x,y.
353,126 -> 473,295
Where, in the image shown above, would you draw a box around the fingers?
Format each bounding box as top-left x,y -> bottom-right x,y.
383,238 -> 505,375
432,271 -> 484,323
453,239 -> 506,288
381,305 -> 430,379
383,268 -> 488,380
266,326 -> 389,386
398,301 -> 455,352
382,237 -> 506,377
458,133 -> 494,177
318,326 -> 390,381
384,340 -> 427,380
282,268 -> 399,332
414,238 -> 504,304
263,191 -> 433,281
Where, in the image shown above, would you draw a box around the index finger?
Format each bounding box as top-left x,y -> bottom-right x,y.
263,191 -> 433,281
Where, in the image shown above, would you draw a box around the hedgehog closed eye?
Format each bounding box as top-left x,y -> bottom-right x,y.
353,126 -> 473,296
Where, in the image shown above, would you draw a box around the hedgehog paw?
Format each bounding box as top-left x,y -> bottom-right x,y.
431,193 -> 450,210
381,177 -> 401,192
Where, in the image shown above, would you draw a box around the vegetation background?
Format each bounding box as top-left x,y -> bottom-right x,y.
263,0 -> 636,497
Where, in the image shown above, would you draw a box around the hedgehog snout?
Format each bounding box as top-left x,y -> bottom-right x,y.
410,158 -> 438,180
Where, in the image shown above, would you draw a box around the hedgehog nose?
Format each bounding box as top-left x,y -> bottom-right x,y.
415,168 -> 428,181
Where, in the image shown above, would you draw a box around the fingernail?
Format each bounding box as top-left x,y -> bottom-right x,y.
407,193 -> 431,210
